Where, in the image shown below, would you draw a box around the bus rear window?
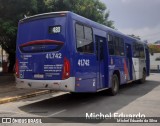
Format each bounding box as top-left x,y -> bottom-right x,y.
19,40 -> 64,53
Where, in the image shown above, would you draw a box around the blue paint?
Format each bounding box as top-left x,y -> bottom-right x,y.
16,11 -> 150,92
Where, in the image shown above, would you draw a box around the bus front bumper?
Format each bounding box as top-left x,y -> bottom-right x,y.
16,77 -> 75,92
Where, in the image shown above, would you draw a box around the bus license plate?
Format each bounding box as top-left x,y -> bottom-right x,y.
34,74 -> 44,79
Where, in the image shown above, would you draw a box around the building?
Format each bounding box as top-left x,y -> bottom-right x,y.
149,42 -> 160,71
150,53 -> 160,70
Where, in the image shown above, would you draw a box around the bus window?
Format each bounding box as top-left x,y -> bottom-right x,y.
76,24 -> 84,40
133,43 -> 145,58
76,23 -> 94,53
108,34 -> 114,55
84,26 -> 92,42
108,35 -> 124,56
133,43 -> 140,57
114,36 -> 120,55
119,38 -> 125,56
139,44 -> 145,58
133,43 -> 136,57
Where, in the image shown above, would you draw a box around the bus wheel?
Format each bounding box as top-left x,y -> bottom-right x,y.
109,74 -> 119,96
139,70 -> 146,84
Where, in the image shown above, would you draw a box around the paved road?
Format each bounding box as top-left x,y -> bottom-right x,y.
0,73 -> 160,126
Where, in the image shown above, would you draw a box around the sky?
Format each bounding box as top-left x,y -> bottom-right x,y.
100,0 -> 160,43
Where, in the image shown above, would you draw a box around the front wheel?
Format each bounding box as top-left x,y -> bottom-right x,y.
109,74 -> 119,96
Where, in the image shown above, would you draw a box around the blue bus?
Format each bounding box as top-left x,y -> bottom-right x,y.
16,11 -> 150,95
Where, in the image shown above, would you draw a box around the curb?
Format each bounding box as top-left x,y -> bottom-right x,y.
0,90 -> 55,104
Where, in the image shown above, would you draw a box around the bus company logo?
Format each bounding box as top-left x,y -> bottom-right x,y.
2,118 -> 11,123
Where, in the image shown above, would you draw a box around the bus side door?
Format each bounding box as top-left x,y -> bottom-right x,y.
125,43 -> 133,81
95,36 -> 107,90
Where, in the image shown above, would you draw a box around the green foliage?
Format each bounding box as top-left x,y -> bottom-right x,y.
0,0 -> 41,54
0,0 -> 43,72
149,44 -> 160,54
128,34 -> 141,40
46,0 -> 114,28
0,0 -> 114,72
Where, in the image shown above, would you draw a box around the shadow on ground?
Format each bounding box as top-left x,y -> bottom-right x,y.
19,80 -> 160,123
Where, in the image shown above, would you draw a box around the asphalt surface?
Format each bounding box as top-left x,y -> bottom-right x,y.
0,74 -> 56,104
0,73 -> 160,126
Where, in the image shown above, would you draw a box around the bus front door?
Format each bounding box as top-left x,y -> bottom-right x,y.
96,36 -> 107,90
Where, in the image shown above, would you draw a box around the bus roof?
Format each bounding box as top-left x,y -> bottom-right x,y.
69,12 -> 145,44
20,11 -> 145,44
20,11 -> 69,23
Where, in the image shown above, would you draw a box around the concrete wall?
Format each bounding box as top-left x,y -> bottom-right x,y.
150,53 -> 160,70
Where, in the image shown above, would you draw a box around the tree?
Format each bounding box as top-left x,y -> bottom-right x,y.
149,44 -> 160,54
46,0 -> 114,28
0,0 -> 45,72
0,0 -> 114,72
128,34 -> 141,40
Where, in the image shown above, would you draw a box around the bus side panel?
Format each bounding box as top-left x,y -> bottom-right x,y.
132,58 -> 146,80
75,78 -> 97,92
74,54 -> 97,92
71,20 -> 98,92
108,56 -> 127,86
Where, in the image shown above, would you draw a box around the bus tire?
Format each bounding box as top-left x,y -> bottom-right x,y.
109,74 -> 119,96
139,69 -> 146,84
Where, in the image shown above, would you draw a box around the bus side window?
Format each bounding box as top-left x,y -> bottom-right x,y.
84,26 -> 94,53
75,23 -> 94,53
76,24 -> 85,52
133,43 -> 136,57
133,43 -> 145,58
139,44 -> 145,58
114,36 -> 120,55
108,34 -> 114,55
119,38 -> 125,56
133,43 -> 140,57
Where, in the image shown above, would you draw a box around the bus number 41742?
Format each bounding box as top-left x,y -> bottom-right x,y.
46,53 -> 62,59
78,59 -> 90,67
